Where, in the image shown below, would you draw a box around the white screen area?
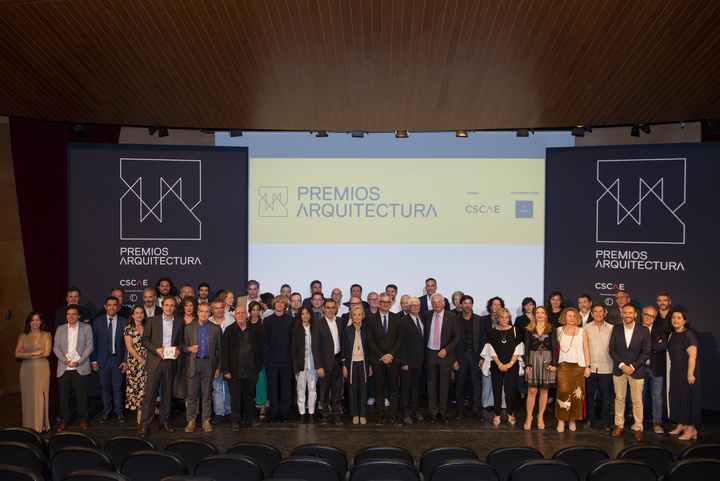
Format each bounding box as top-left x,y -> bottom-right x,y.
217,131 -> 574,315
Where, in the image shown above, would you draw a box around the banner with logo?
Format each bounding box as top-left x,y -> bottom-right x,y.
545,143 -> 720,409
68,144 -> 248,312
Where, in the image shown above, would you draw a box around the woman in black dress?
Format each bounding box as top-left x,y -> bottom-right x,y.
546,291 -> 565,328
667,310 -> 700,440
523,306 -> 557,430
488,308 -> 523,425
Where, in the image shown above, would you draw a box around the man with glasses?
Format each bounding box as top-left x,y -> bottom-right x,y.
342,297 -> 365,326
332,288 -> 348,317
288,292 -> 302,318
312,298 -> 344,424
367,292 -> 380,315
641,306 -> 667,433
606,290 -> 630,325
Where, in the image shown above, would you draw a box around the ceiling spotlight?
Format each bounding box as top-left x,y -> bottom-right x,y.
69,123 -> 85,135
516,128 -> 529,137
148,127 -> 159,135
631,124 -> 640,137
316,130 -> 328,137
680,121 -> 685,129
639,124 -> 651,134
229,130 -> 243,137
571,126 -> 586,137
395,130 -> 409,138
351,131 -> 364,138
158,127 -> 169,137
456,130 -> 468,138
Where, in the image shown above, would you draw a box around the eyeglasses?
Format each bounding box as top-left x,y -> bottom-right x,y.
616,295 -> 629,299
642,313 -> 656,318
368,298 -> 378,302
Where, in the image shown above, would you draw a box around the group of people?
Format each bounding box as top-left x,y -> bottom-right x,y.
15,279 -> 700,442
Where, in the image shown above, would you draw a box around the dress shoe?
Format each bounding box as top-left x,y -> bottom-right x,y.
299,413 -> 307,424
211,415 -> 224,424
202,420 -> 213,432
231,422 -> 241,432
308,414 -> 314,423
281,413 -> 289,423
653,421 -> 664,434
475,411 -> 485,422
159,424 -> 175,433
139,427 -> 149,438
455,411 -> 464,420
392,415 -> 403,426
99,413 -> 111,423
321,416 -> 330,425
583,420 -> 593,429
80,422 -> 89,429
634,430 -> 643,441
611,426 -> 623,437
334,415 -> 344,425
117,412 -> 126,423
185,420 -> 196,433
414,410 -> 424,421
56,423 -> 67,432
440,412 -> 449,423
403,415 -> 413,425
375,415 -> 385,426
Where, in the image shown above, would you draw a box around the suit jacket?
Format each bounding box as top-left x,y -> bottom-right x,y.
291,323 -> 313,374
54,305 -> 93,327
419,294 -> 450,314
181,320 -> 222,377
608,322 -> 651,379
137,305 -> 162,318
454,312 -> 487,361
94,306 -> 132,321
221,321 -> 264,379
311,316 -> 343,371
647,322 -> 668,376
90,315 -> 128,369
366,311 -> 404,364
141,315 -> 184,374
423,309 -> 461,365
54,322 -> 94,376
400,314 -> 425,369
262,313 -> 294,365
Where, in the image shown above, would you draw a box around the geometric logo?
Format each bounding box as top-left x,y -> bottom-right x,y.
596,158 -> 685,244
258,186 -> 288,217
120,158 -> 202,240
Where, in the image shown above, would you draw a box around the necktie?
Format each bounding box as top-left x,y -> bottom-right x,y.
432,313 -> 440,349
383,314 -> 388,334
108,318 -> 115,355
415,317 -> 423,335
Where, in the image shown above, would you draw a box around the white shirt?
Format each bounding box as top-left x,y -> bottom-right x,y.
580,311 -> 591,326
623,323 -> 635,347
67,323 -> 79,370
213,313 -> 235,333
389,301 -> 402,314
326,317 -> 340,355
337,304 -> 349,317
303,324 -> 315,370
162,316 -> 174,347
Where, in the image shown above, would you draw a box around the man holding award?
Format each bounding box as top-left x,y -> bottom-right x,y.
139,297 -> 184,437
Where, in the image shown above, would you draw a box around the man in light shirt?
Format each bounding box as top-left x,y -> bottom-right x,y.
583,303 -> 614,431
312,298 -> 344,425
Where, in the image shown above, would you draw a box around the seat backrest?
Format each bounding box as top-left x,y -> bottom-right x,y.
0,441 -> 48,480
226,441 -> 282,478
105,436 -> 157,468
48,431 -> 100,458
273,456 -> 343,481
165,439 -> 219,474
552,445 -> 609,481
587,459 -> 657,481
508,459 -> 578,481
664,458 -> 720,481
0,464 -> 45,481
678,444 -> 720,460
52,446 -> 115,481
195,454 -> 262,481
617,445 -> 674,479
486,447 -> 544,481
420,446 -> 478,480
429,459 -> 499,481
0,427 -> 47,456
121,450 -> 188,481
353,446 -> 415,468
350,459 -> 420,481
291,444 -> 348,475
62,469 -> 132,481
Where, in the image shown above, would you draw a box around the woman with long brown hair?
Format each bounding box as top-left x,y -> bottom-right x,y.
523,306 -> 557,430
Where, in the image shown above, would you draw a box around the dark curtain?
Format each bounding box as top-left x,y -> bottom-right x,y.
9,118 -> 120,330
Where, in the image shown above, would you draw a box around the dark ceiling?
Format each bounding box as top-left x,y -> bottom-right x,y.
1,0 -> 719,132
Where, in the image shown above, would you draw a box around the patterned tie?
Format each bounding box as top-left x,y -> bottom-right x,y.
432,313 -> 441,349
383,314 -> 388,334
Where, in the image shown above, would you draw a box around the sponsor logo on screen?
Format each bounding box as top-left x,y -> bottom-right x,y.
515,200 -> 533,218
120,158 -> 202,240
596,158 -> 686,244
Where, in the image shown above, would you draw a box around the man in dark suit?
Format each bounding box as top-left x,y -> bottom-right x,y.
140,288 -> 162,318
312,298 -> 344,424
139,297 -> 184,437
54,287 -> 92,327
182,303 -> 222,433
453,295 -> 487,421
609,304 -> 651,441
91,296 -> 128,423
341,296 -> 367,326
418,278 -> 450,314
93,288 -> 132,321
262,295 -> 295,423
641,306 -> 668,434
367,292 -> 404,425
424,292 -> 461,422
400,297 -> 425,424
343,283 -> 370,312
302,279 -> 323,307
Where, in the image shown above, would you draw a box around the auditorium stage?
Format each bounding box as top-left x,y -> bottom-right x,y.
2,393 -> 718,461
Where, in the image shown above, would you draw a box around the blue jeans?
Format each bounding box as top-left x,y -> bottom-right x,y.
212,376 -> 231,416
643,369 -> 664,423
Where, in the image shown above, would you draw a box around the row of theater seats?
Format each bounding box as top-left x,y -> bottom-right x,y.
0,426 -> 719,481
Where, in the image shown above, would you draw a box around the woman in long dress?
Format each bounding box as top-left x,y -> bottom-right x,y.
15,311 -> 52,432
555,307 -> 591,432
667,310 -> 700,440
523,306 -> 557,430
124,306 -> 148,424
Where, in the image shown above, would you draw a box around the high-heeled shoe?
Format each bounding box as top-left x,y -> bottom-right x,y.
538,420 -> 545,430
524,415 -> 532,430
508,415 -> 516,426
569,420 -> 576,431
557,420 -> 565,433
669,424 -> 685,435
493,415 -> 501,425
678,428 -> 697,440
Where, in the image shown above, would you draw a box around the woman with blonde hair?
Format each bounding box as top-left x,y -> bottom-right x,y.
487,307 -> 523,425
555,307 -> 591,432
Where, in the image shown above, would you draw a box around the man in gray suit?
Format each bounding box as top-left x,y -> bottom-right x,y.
53,304 -> 94,431
183,303 -> 222,433
139,297 -> 184,437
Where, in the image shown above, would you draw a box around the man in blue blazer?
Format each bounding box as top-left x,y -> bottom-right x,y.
53,304 -> 94,430
609,304 -> 651,441
91,296 -> 128,423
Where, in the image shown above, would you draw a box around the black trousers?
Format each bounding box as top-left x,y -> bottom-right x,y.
58,370 -> 88,423
319,355 -> 343,417
140,360 -> 175,428
229,374 -> 258,424
371,361 -> 400,414
348,361 -> 368,417
585,372 -> 613,424
400,366 -> 423,416
490,363 -> 519,416
456,350 -> 483,412
426,349 -> 452,415
265,361 -> 292,415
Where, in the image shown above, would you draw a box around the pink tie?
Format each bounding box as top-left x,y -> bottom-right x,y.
432,313 -> 441,349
